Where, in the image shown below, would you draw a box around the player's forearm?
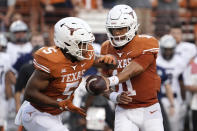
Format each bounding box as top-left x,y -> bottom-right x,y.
107,61 -> 144,87
93,54 -> 117,69
24,88 -> 59,108
165,84 -> 174,107
185,85 -> 197,93
6,5 -> 15,19
5,71 -> 14,100
15,92 -> 22,112
117,61 -> 144,83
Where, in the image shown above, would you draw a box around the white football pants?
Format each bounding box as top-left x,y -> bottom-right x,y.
21,103 -> 68,131
114,103 -> 164,131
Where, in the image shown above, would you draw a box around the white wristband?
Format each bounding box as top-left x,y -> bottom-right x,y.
109,92 -> 120,103
108,76 -> 119,86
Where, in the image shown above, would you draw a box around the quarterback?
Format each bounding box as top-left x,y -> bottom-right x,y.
15,17 -> 116,131
102,5 -> 164,131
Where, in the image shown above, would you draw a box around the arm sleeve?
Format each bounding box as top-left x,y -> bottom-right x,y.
133,54 -> 155,70
15,66 -> 28,92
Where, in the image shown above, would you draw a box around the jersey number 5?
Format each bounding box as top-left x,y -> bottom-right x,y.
57,81 -> 79,102
43,47 -> 57,54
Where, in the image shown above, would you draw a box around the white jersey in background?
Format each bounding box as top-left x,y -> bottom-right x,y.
0,52 -> 11,98
157,54 -> 183,102
6,42 -> 32,68
156,54 -> 186,131
5,42 -> 32,131
183,56 -> 197,110
175,42 -> 197,69
0,52 -> 11,128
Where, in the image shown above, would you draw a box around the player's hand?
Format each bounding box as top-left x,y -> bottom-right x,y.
58,99 -> 86,117
117,91 -> 133,104
98,55 -> 117,65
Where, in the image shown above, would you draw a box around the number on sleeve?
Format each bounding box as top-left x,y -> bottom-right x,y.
42,47 -> 57,54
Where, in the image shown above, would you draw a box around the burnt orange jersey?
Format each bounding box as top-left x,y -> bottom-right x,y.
32,46 -> 94,115
101,35 -> 161,109
41,0 -> 65,4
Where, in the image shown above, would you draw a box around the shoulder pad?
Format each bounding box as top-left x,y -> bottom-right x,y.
33,46 -> 59,73
132,35 -> 159,56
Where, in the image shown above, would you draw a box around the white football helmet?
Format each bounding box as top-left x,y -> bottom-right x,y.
54,17 -> 95,60
159,35 -> 176,60
9,20 -> 30,43
159,35 -> 176,48
106,4 -> 139,47
0,33 -> 7,47
9,20 -> 28,33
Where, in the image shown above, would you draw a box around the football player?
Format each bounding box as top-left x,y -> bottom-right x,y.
157,35 -> 178,131
157,34 -> 186,131
0,33 -> 13,131
15,17 -> 116,131
183,53 -> 197,131
6,20 -> 32,131
7,20 -> 32,72
100,5 -> 164,131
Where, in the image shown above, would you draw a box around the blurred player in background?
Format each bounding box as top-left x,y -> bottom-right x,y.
157,34 -> 186,131
5,20 -> 33,131
100,5 -> 164,131
183,41 -> 197,131
0,33 -> 13,131
7,20 -> 32,72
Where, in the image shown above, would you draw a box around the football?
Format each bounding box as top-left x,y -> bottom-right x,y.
85,75 -> 107,95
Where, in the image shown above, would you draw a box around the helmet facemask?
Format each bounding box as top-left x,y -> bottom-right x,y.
106,25 -> 138,47
12,31 -> 29,44
159,34 -> 177,61
9,20 -> 30,44
161,47 -> 175,61
64,40 -> 94,61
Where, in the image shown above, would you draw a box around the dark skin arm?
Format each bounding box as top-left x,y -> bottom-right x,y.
24,69 -> 59,108
93,54 -> 117,70
5,70 -> 16,100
